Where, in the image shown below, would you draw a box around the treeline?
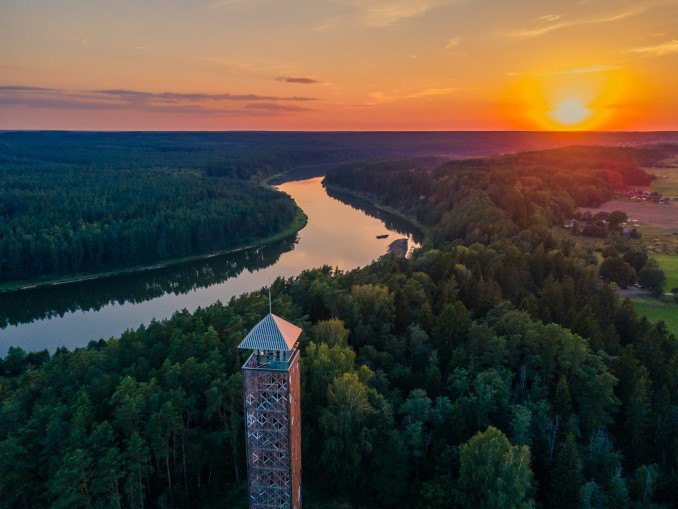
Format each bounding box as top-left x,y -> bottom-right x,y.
324,145 -> 668,238
1,145 -> 677,508
0,164 -> 298,283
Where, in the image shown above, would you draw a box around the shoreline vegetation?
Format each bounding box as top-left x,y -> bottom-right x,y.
322,182 -> 429,235
0,207 -> 308,294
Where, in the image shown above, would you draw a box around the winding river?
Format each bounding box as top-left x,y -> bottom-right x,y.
0,177 -> 422,356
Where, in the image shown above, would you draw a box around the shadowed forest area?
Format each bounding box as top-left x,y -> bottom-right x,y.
1,141 -> 677,508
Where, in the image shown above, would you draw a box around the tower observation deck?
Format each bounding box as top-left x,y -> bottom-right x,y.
238,313 -> 302,509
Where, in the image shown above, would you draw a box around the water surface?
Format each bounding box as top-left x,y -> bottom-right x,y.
0,177 -> 421,355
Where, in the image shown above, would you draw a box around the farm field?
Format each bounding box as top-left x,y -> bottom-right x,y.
578,160 -> 678,255
577,200 -> 678,230
643,156 -> 678,197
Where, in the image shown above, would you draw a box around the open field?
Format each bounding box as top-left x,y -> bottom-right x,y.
655,253 -> 678,290
637,225 -> 678,255
627,295 -> 678,338
578,160 -> 678,255
643,156 -> 678,196
578,200 -> 678,230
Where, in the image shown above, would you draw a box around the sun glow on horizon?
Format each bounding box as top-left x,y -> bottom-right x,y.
549,99 -> 594,127
504,67 -> 639,131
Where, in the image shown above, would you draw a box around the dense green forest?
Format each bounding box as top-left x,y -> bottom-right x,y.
0,133 -> 304,285
1,145 -> 677,508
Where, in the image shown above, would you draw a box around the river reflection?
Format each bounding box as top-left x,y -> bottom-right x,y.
0,236 -> 298,329
324,186 -> 425,245
0,177 -> 421,355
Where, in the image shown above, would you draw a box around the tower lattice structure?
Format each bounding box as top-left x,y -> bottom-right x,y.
239,313 -> 302,509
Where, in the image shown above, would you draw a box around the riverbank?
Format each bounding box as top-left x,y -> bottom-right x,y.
0,207 -> 308,294
322,182 -> 429,236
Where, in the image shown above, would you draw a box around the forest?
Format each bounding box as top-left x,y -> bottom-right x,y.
1,144 -> 677,508
0,133 -> 308,285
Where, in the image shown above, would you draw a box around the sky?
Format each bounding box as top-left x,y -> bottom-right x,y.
1,0 -> 678,131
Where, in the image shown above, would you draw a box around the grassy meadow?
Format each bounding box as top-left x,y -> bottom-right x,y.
628,253 -> 678,337
628,294 -> 678,338
655,253 -> 678,290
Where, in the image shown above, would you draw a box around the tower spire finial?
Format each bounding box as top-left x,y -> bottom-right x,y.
269,285 -> 272,315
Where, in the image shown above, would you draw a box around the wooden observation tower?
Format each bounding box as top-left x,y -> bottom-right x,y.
238,312 -> 302,509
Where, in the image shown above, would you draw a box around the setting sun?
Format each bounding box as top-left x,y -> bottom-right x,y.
549,99 -> 593,127
502,64 -> 644,131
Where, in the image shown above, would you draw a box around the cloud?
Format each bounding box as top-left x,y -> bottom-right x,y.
629,40 -> 678,56
538,14 -> 561,21
445,36 -> 460,50
66,36 -> 89,46
510,7 -> 645,38
275,76 -> 324,84
0,87 -> 122,110
331,0 -> 459,27
368,91 -> 399,104
0,85 -> 56,92
0,86 -> 319,116
244,102 -> 315,112
365,86 -> 458,105
92,89 -> 318,102
406,87 -> 458,98
536,65 -> 621,75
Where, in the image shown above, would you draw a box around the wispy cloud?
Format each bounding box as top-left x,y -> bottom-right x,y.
92,89 -> 318,102
0,85 -> 56,92
445,36 -> 460,50
66,36 -> 89,46
0,87 -> 122,110
245,102 -> 315,112
510,7 -> 645,38
538,14 -> 561,22
406,87 -> 458,98
536,65 -> 621,75
629,40 -> 678,56
275,76 -> 324,84
366,86 -> 458,105
0,86 -> 319,116
331,0 -> 459,27
368,91 -> 399,104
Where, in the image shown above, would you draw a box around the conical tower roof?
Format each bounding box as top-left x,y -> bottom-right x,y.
237,313 -> 302,351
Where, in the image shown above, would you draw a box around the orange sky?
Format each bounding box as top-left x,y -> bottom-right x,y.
1,0 -> 678,131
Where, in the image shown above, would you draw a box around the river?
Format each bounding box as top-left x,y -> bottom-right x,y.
0,177 -> 422,356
